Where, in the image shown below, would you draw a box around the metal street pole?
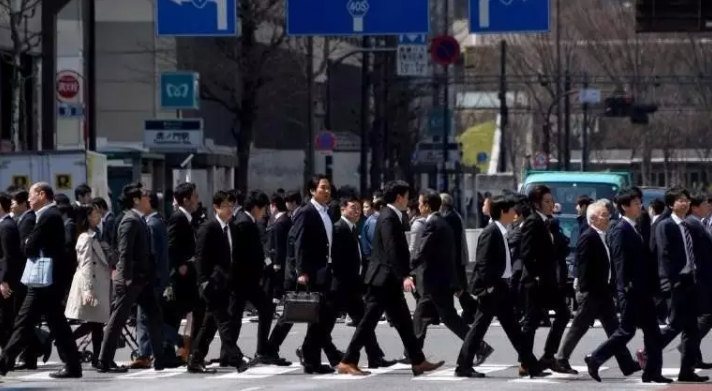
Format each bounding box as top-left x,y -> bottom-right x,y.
359,37 -> 370,197
83,0 -> 96,151
555,0 -> 563,170
498,40 -> 508,173
305,37 -> 315,188
563,70 -> 571,170
441,0 -> 450,191
582,73 -> 590,171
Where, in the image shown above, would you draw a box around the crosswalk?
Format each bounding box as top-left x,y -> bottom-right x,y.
6,361 -> 699,385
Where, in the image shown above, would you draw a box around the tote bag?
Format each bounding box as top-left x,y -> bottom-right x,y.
20,251 -> 53,288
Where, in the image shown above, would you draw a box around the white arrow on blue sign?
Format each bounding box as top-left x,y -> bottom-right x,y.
156,0 -> 239,37
469,0 -> 550,34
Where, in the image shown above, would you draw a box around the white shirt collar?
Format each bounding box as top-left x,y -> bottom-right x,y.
536,210 -> 549,222
622,216 -> 637,228
132,208 -> 144,218
310,198 -> 328,213
387,204 -> 403,220
103,210 -> 111,220
274,211 -> 286,221
494,220 -> 508,236
178,206 -> 192,223
591,225 -> 605,235
671,213 -> 685,225
232,206 -> 242,216
244,211 -> 256,223
216,215 -> 230,229
340,215 -> 355,230
35,202 -> 56,219
146,211 -> 158,220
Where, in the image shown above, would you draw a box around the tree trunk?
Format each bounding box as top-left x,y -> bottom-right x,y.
234,86 -> 257,192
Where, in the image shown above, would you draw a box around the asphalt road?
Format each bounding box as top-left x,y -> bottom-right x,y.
3,300 -> 712,391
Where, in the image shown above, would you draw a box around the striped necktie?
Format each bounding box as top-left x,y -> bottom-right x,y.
681,221 -> 696,271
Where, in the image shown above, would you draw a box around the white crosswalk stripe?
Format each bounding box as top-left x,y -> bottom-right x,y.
7,364 -> 702,384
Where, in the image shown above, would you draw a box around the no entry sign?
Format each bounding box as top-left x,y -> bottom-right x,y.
56,71 -> 81,101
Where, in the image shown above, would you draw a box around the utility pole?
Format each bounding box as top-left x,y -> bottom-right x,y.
555,0 -> 563,170
582,72 -> 589,171
359,37 -> 370,197
563,71 -> 571,171
304,37 -> 315,188
498,40 -> 508,173
440,0 -> 450,191
83,0 -> 96,151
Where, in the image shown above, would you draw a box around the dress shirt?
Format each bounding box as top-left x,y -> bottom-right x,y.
311,198 -> 333,263
35,202 -> 56,220
244,211 -> 256,223
494,220 -> 513,278
671,213 -> 696,274
387,204 -> 403,222
216,215 -> 232,254
179,206 -> 192,223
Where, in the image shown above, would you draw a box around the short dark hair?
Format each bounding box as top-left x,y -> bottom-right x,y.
308,174 -> 330,193
490,195 -> 516,220
407,198 -> 419,211
690,193 -> 707,208
631,186 -> 644,199
576,195 -> 594,208
212,190 -> 231,207
284,190 -> 302,206
11,190 -> 29,207
122,182 -> 144,209
75,184 -> 92,201
513,194 -> 532,218
54,193 -> 71,205
419,189 -> 442,212
339,196 -> 361,209
57,202 -> 75,218
649,198 -> 665,215
664,185 -> 690,208
0,192 -> 11,214
244,190 -> 269,211
528,184 -> 551,206
383,180 -> 410,204
614,188 -> 641,216
270,193 -> 287,212
231,189 -> 245,206
91,197 -> 109,211
373,198 -> 386,211
174,182 -> 196,206
75,204 -> 95,234
148,192 -> 160,210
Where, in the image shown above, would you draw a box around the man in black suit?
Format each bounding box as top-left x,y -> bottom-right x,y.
188,191 -> 244,373
328,196 -> 394,368
586,188 -> 669,383
409,190 -> 474,365
97,183 -> 166,373
679,193 -> 712,368
263,193 -> 290,303
291,175 -> 339,373
0,192 -> 22,348
92,197 -> 116,248
166,182 -> 200,353
230,190 -> 275,368
336,180 -> 444,376
650,205 -> 672,324
554,201 -> 640,375
0,182 -> 81,378
456,195 -> 545,378
639,186 -> 707,382
519,185 -> 571,373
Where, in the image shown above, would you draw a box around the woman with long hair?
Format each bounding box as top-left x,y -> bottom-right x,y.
65,204 -> 113,368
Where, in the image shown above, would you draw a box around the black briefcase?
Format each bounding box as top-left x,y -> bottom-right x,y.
282,291 -> 322,324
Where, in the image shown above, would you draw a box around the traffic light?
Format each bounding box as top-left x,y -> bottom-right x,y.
604,96 -> 634,118
630,104 -> 659,125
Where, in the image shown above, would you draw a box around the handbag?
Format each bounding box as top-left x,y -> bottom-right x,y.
20,251 -> 54,288
282,289 -> 322,324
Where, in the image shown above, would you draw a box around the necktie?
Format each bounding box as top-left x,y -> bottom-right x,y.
681,221 -> 696,270
223,225 -> 229,241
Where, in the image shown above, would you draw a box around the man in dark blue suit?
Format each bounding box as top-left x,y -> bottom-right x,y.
585,188 -> 669,383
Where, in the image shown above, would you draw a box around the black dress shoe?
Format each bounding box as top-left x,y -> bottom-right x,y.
678,373 -> 709,382
642,374 -> 674,383
236,356 -> 254,373
256,354 -> 292,366
95,363 -> 129,373
187,363 -> 217,374
474,343 -> 494,367
14,362 -> 38,370
397,356 -> 412,365
551,359 -> 578,375
696,361 -> 712,370
620,361 -> 642,376
455,367 -> 485,378
368,357 -> 397,369
303,364 -> 335,374
585,355 -> 601,382
49,368 -> 82,379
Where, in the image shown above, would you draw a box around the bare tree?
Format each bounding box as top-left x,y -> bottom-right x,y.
0,0 -> 40,151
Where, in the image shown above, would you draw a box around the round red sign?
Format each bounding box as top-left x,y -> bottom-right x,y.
57,73 -> 80,100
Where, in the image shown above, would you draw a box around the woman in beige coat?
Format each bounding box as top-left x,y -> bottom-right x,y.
65,204 -> 112,367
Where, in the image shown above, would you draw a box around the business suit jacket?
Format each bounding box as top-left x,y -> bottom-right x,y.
115,210 -> 153,286
0,216 -> 22,288
608,219 -> 659,296
17,210 -> 35,257
102,211 -> 117,248
685,216 -> 712,292
25,205 -> 68,289
520,212 -> 558,288
364,206 -> 410,287
167,209 -> 196,274
231,212 -> 266,289
576,227 -> 612,295
267,213 -> 291,271
655,216 -> 692,286
292,202 -> 331,288
636,209 -> 652,248
330,218 -> 362,293
411,212 -> 457,295
469,222 -> 510,297
442,209 -> 464,267
508,221 -> 524,275
146,213 -> 170,290
195,218 -> 231,297
64,217 -> 78,271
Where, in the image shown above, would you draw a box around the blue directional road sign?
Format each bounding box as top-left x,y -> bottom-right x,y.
160,72 -> 200,110
469,0 -> 550,34
287,0 -> 430,36
156,0 -> 238,37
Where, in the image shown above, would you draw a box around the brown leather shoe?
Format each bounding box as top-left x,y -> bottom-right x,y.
177,347 -> 189,363
129,357 -> 153,369
412,360 -> 445,376
336,362 -> 371,376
